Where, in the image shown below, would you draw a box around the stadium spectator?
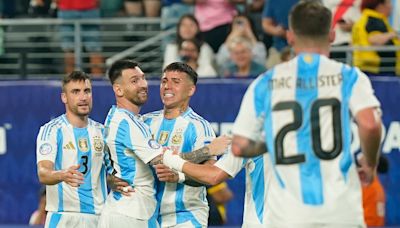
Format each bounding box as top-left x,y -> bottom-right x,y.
194,0 -> 241,53
29,186 -> 46,225
352,0 -> 400,76
207,182 -> 233,226
55,0 -> 104,76
219,36 -> 266,77
163,14 -> 214,69
144,62 -> 222,227
322,0 -> 362,61
389,0 -> 399,32
177,38 -> 217,77
230,1 -> 381,227
216,14 -> 266,68
124,0 -> 161,20
262,0 -> 298,68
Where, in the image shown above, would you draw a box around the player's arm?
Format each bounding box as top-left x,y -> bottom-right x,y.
355,107 -> 382,169
37,160 -> 83,187
231,135 -> 267,158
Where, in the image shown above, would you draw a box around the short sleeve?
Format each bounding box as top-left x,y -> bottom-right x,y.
214,151 -> 246,178
349,70 -> 381,116
36,125 -> 58,164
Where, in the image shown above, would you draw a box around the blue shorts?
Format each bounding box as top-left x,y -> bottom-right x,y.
58,9 -> 102,52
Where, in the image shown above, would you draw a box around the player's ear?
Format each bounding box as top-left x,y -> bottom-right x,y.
329,29 -> 336,44
287,30 -> 295,46
61,92 -> 67,104
188,85 -> 196,97
113,83 -> 123,97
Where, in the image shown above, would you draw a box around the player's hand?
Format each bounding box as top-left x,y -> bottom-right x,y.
154,164 -> 179,183
107,175 -> 134,196
60,165 -> 84,187
357,154 -> 376,186
208,135 -> 232,156
163,149 -> 185,172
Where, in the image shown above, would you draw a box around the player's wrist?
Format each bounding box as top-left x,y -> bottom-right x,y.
163,149 -> 186,172
177,172 -> 186,183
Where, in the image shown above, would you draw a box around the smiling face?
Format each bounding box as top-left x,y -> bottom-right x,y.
117,66 -> 148,107
160,70 -> 195,110
62,79 -> 93,117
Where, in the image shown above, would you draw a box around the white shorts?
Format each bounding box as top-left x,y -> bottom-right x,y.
45,211 -> 99,228
97,209 -> 159,228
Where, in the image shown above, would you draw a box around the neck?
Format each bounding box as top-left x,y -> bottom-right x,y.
294,40 -> 331,57
164,103 -> 189,119
237,64 -> 251,76
65,112 -> 88,128
116,97 -> 141,115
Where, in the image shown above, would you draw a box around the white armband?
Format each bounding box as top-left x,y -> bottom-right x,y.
178,172 -> 186,183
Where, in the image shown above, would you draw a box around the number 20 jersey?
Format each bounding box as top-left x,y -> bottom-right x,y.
36,114 -> 107,215
232,53 -> 381,226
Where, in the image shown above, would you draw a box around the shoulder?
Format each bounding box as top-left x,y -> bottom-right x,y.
184,110 -> 213,131
88,118 -> 104,130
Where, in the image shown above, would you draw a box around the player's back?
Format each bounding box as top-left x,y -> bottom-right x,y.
251,53 -> 379,226
144,108 -> 214,227
36,114 -> 107,215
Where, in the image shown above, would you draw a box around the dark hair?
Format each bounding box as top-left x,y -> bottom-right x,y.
176,14 -> 204,46
361,0 -> 386,10
108,59 -> 139,85
229,14 -> 259,41
62,71 -> 91,91
163,62 -> 198,85
289,1 -> 332,40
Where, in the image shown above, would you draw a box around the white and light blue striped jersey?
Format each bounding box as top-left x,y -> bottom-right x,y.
143,107 -> 216,227
36,114 -> 107,215
233,53 -> 380,227
102,105 -> 163,221
215,151 -> 270,227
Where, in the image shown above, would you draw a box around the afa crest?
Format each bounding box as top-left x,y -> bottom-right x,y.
93,136 -> 104,153
158,131 -> 169,145
78,138 -> 89,152
172,133 -> 182,145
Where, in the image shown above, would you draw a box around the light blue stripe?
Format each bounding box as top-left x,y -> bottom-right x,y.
249,156 -> 265,223
116,120 -> 136,186
73,127 -> 95,214
175,184 -> 202,227
182,123 -> 195,153
119,107 -> 150,137
55,128 -> 64,212
100,165 -> 107,202
158,118 -> 177,146
48,212 -> 62,228
156,181 -> 165,226
42,117 -> 61,141
340,65 -> 358,181
188,113 -> 211,137
255,70 -> 285,188
296,54 -> 323,205
104,106 -> 117,129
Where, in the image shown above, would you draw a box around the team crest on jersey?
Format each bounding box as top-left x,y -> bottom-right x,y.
39,143 -> 52,155
303,54 -> 313,64
148,139 -> 161,149
172,133 -> 182,145
78,138 -> 89,152
93,136 -> 104,153
158,131 -> 169,145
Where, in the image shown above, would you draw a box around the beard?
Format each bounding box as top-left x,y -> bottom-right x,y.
127,90 -> 148,106
69,103 -> 92,117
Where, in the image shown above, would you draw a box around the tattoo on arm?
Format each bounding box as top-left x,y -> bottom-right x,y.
183,174 -> 208,187
149,154 -> 163,166
240,141 -> 267,158
180,146 -> 211,164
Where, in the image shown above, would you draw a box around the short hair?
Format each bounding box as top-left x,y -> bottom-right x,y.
62,71 -> 91,91
289,1 -> 332,40
108,59 -> 139,85
361,0 -> 386,10
163,62 -> 198,85
178,38 -> 201,53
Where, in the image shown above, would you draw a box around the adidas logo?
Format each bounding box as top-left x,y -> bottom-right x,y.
63,142 -> 76,150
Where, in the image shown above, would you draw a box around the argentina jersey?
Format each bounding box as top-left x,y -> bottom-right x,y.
215,152 -> 270,227
103,106 -> 163,220
36,114 -> 107,215
143,107 -> 215,228
233,53 -> 380,226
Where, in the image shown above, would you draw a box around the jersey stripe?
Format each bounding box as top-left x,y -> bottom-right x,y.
55,128 -> 64,212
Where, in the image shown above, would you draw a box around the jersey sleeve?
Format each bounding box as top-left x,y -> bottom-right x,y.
36,125 -> 58,164
214,151 -> 247,178
232,77 -> 265,142
123,119 -> 163,164
349,70 -> 381,116
193,121 -> 217,160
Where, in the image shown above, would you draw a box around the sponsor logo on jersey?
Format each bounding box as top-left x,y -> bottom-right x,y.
148,139 -> 161,149
93,136 -> 104,153
39,143 -> 52,155
158,131 -> 169,145
78,138 -> 89,152
63,141 -> 75,150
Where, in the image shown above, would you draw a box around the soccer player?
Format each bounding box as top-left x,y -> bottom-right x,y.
98,60 -> 229,228
36,71 -> 107,228
143,62 -> 222,227
231,1 -> 382,227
